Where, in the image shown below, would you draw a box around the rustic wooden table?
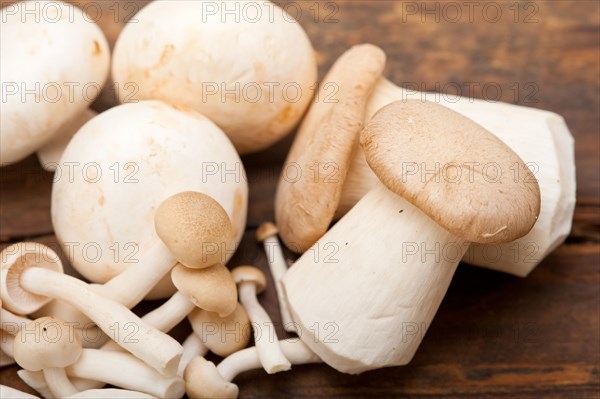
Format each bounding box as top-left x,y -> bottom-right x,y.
1,1 -> 599,398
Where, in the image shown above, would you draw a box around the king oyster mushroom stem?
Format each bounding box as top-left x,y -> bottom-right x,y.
255,222 -> 296,333
275,44 -> 386,252
338,76 -> 576,276
13,317 -> 82,398
0,0 -> 109,166
282,100 -> 541,374
184,339 -> 320,399
112,0 -> 317,154
52,100 -> 248,300
0,243 -> 182,376
36,109 -> 98,171
0,385 -> 39,399
231,266 -> 290,373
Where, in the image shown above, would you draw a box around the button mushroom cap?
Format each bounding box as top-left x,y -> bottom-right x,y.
112,0 -> 317,154
171,263 -> 238,317
231,266 -> 267,294
51,100 -> 248,299
361,100 -> 541,244
184,357 -> 238,399
275,44 -> 386,252
188,303 -> 251,357
13,317 -> 82,371
155,192 -> 234,269
0,0 -> 109,165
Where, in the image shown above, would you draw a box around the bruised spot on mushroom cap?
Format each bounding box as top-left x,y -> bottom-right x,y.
255,222 -> 278,242
171,263 -> 237,317
231,266 -> 267,294
360,100 -> 541,244
13,316 -> 82,371
188,303 -> 251,357
0,243 -> 64,314
155,191 -> 233,269
184,357 -> 238,399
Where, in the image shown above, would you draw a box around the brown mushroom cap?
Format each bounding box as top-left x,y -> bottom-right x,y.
171,263 -> 237,317
275,44 -> 386,253
13,317 -> 82,371
188,303 -> 251,357
0,243 -> 64,314
184,357 -> 238,399
155,191 -> 234,269
231,266 -> 267,294
360,100 -> 541,243
255,222 -> 279,243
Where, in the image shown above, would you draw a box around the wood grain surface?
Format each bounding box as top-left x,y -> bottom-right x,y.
1,1 -> 599,398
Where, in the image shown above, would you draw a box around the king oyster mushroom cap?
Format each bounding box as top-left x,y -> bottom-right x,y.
171,263 -> 238,317
188,303 -> 251,357
339,78 -> 576,275
37,109 -> 97,172
52,100 -> 248,299
156,192 -> 234,269
112,0 -> 317,154
282,100 -> 541,373
275,44 -> 386,252
0,0 -> 109,166
13,317 -> 82,398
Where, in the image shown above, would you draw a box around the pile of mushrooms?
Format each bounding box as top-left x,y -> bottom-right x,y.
0,0 -> 577,397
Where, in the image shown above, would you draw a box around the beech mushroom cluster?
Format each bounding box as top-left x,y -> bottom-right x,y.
1,0 -> 577,397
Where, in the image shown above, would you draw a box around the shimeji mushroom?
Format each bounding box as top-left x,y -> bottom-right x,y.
275,44 -> 386,252
184,339 -> 320,399
13,317 -> 82,398
179,303 -> 251,375
0,0 -> 109,166
52,100 -> 248,299
338,77 -> 576,276
231,266 -> 290,373
0,242 -> 182,376
112,0 -> 317,154
37,109 -> 97,172
255,223 -> 295,332
282,100 -> 541,373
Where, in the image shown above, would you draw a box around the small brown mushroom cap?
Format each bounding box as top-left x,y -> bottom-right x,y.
360,100 -> 541,243
0,243 -> 64,314
171,263 -> 237,317
13,317 -> 82,371
255,222 -> 279,243
184,357 -> 238,399
231,266 -> 267,294
155,191 -> 234,269
188,303 -> 251,357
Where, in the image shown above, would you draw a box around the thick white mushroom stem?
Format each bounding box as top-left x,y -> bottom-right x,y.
218,339 -> 321,382
238,282 -> 291,373
178,333 -> 208,376
256,223 -> 295,333
66,388 -> 156,398
43,368 -> 77,398
18,369 -> 106,399
0,384 -> 39,399
19,267 -> 182,376
283,184 -> 468,373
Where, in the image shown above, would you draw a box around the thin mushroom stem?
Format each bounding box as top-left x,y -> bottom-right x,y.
238,282 -> 290,373
178,333 -> 208,376
43,367 -> 78,398
256,223 -> 296,333
18,369 -> 98,399
218,339 -> 321,382
19,267 -> 182,376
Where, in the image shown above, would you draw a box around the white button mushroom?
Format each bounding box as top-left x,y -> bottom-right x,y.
52,100 -> 248,299
275,44 -> 386,252
0,0 -> 109,166
231,266 -> 290,374
13,317 -> 82,398
0,242 -> 183,376
255,222 -> 296,333
112,0 -> 317,154
282,100 -> 541,373
184,339 -> 320,399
